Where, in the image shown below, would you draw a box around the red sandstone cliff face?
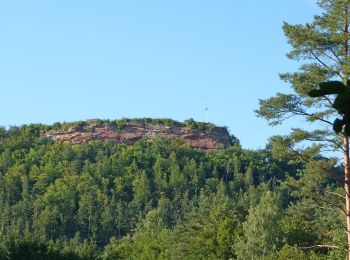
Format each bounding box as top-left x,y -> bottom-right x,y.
44,121 -> 231,150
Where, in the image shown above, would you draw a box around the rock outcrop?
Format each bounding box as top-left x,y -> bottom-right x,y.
44,120 -> 231,151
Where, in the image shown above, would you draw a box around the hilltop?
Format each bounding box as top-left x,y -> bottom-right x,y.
43,118 -> 232,150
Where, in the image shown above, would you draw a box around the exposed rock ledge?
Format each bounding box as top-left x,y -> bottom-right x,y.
44,120 -> 231,150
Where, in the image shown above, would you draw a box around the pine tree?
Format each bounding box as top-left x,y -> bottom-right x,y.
132,171 -> 151,210
257,0 -> 350,256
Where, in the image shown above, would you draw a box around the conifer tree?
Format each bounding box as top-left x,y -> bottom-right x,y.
257,0 -> 350,256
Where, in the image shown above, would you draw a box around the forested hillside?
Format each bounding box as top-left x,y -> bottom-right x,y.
0,122 -> 345,259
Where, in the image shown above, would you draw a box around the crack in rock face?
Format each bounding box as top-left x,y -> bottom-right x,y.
44,121 -> 232,151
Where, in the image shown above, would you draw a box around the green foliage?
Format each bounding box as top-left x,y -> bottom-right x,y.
265,245 -> 308,260
183,118 -> 215,131
113,119 -> 128,130
46,117 -> 220,134
0,122 -> 343,258
255,3 -> 350,256
256,0 -> 350,159
0,234 -> 99,260
234,191 -> 283,259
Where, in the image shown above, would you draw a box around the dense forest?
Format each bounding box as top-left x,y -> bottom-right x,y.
0,123 -> 345,259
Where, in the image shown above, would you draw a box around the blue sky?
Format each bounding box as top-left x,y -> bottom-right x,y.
0,0 -> 320,149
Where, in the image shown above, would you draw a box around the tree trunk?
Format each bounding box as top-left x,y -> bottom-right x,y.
344,134 -> 350,259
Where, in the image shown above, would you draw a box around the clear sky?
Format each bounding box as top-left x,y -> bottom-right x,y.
0,0 -> 320,149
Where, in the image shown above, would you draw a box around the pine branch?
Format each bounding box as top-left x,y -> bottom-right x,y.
306,46 -> 343,78
287,144 -> 309,162
325,190 -> 346,200
298,244 -> 346,251
335,219 -> 350,234
329,46 -> 343,64
318,197 -> 347,216
300,202 -> 346,216
321,96 -> 334,107
319,48 -> 343,65
305,137 -> 344,152
289,107 -> 334,126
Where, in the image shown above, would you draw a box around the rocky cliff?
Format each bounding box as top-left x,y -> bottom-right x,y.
44,120 -> 231,150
